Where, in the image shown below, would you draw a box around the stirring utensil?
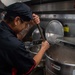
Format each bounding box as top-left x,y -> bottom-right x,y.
36,24 -> 45,41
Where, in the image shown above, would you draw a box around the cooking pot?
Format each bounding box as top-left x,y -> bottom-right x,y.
45,41 -> 75,75
29,44 -> 45,67
32,28 -> 41,41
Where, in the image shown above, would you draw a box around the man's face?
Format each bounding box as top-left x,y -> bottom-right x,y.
14,16 -> 30,33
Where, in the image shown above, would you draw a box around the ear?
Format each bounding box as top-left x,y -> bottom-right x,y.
14,16 -> 21,26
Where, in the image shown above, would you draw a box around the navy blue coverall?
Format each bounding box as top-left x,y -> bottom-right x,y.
0,21 -> 36,75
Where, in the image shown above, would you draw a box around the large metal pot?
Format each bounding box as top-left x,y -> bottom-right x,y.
45,43 -> 75,75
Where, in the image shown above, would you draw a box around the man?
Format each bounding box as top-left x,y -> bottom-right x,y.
0,2 -> 50,75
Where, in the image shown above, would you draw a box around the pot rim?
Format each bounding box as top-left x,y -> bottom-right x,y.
28,50 -> 37,54
45,53 -> 75,66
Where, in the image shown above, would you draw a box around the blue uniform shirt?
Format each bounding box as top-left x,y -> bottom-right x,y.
0,21 -> 36,75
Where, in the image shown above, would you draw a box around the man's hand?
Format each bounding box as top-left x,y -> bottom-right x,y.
29,13 -> 40,26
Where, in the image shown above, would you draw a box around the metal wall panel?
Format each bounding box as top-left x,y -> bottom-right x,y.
31,1 -> 74,12
39,14 -> 75,37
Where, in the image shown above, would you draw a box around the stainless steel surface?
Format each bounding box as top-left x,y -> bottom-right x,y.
45,66 -> 56,75
46,44 -> 75,64
45,20 -> 64,44
32,28 -> 41,41
45,44 -> 75,75
58,37 -> 75,46
31,1 -> 74,12
40,14 -> 75,20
